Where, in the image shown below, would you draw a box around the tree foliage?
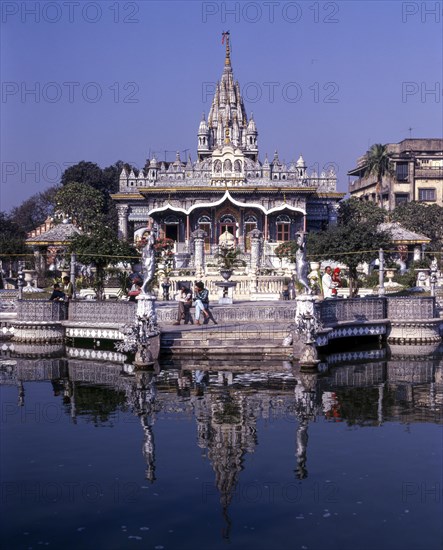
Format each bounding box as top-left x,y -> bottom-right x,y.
54,183 -> 105,231
338,197 -> 386,226
308,225 -> 391,295
61,161 -> 103,190
9,185 -> 58,233
390,201 -> 443,250
70,227 -> 137,299
364,143 -> 394,186
214,246 -> 247,270
307,198 -> 392,295
275,241 -> 299,263
0,212 -> 27,262
60,160 -> 128,231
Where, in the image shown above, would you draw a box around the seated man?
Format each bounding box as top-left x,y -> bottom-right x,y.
49,283 -> 65,302
173,285 -> 193,325
194,281 -> 217,325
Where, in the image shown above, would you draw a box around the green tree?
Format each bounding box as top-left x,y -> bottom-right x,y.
101,160 -> 126,195
61,161 -> 103,190
70,227 -> 137,300
214,246 -> 247,270
60,160 -> 130,231
274,241 -> 299,263
308,225 -> 391,296
54,182 -> 105,231
390,201 -> 443,251
307,199 -> 392,296
0,212 -> 27,267
9,185 -> 58,233
364,143 -> 393,206
338,197 -> 386,226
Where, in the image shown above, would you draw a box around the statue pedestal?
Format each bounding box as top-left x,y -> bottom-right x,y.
295,295 -> 321,368
215,281 -> 237,304
136,293 -> 157,322
295,295 -> 317,326
133,293 -> 160,368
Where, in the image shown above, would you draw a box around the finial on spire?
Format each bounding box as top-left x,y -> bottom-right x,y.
222,31 -> 231,67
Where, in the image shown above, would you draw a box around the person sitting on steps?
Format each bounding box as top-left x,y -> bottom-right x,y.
194,281 -> 217,325
173,285 -> 193,325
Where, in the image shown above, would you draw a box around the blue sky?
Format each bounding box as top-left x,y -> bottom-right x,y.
1,0 -> 442,211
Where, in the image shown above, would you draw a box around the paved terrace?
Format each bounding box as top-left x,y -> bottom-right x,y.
4,296 -> 442,357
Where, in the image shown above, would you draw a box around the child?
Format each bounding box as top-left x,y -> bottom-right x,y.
331,268 -> 341,297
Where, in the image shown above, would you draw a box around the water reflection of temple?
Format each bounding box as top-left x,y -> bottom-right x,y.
195,384 -> 258,511
1,349 -> 442,499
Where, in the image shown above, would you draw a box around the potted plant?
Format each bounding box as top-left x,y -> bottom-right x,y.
214,246 -> 246,280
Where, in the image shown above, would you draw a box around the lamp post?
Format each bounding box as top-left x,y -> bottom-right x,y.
378,248 -> 385,296
70,253 -> 76,299
430,259 -> 438,297
17,263 -> 24,300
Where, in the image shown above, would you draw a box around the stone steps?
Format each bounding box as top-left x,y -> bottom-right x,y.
160,322 -> 292,357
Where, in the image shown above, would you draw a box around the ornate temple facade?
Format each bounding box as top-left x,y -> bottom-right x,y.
112,36 -> 344,262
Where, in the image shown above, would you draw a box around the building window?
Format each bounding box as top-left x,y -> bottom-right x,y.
396,162 -> 408,182
276,224 -> 290,241
395,193 -> 409,206
276,215 -> 291,242
418,188 -> 436,202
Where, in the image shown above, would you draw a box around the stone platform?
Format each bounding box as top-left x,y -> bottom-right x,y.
160,320 -> 293,358
3,297 -> 442,359
157,300 -> 298,358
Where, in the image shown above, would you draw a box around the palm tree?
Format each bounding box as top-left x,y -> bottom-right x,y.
214,246 -> 246,279
364,144 -> 393,208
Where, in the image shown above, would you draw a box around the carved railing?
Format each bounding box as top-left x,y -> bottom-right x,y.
386,296 -> 435,320
0,290 -> 18,312
68,301 -> 136,324
16,300 -> 69,322
319,296 -> 438,327
319,297 -> 386,327
166,275 -> 286,299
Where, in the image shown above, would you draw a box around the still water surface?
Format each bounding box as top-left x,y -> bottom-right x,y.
1,349 -> 442,550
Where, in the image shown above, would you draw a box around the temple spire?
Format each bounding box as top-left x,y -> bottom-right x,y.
222,31 -> 231,68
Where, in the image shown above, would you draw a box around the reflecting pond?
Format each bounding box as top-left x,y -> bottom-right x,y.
1,347 -> 442,550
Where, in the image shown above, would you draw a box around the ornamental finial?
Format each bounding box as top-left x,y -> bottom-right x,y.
222,31 -> 231,66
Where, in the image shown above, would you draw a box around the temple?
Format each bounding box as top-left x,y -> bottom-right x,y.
112,34 -> 344,263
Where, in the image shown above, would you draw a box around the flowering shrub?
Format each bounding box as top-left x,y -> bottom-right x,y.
135,239 -> 147,250
154,237 -> 175,253
275,241 -> 298,263
154,237 -> 175,278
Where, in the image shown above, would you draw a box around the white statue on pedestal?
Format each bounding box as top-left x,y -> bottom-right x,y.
141,232 -> 156,295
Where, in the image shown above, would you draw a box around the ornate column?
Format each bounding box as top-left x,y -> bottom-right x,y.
192,228 -> 207,279
248,228 -> 262,271
117,204 -> 129,240
248,229 -> 262,295
70,253 -> 76,298
33,246 -> 45,283
378,248 -> 385,296
186,215 -> 190,250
